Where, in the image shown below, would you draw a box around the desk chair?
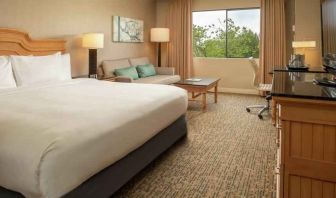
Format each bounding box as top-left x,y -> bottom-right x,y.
246,57 -> 272,119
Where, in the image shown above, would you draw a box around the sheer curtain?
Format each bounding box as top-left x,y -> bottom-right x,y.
260,0 -> 287,84
166,0 -> 193,80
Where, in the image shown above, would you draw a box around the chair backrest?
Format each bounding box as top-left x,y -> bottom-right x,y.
248,57 -> 261,87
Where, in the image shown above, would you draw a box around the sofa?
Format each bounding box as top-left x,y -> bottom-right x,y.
100,57 -> 181,84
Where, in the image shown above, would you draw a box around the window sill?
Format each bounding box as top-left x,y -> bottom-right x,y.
193,57 -> 259,60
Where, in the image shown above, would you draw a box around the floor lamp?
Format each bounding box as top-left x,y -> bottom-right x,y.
82,33 -> 104,78
150,28 -> 170,67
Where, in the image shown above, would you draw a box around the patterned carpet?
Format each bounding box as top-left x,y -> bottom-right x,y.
114,94 -> 277,197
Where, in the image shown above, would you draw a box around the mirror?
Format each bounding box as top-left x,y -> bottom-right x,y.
321,0 -> 336,56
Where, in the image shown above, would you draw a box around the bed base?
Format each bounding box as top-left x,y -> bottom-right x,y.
0,115 -> 187,198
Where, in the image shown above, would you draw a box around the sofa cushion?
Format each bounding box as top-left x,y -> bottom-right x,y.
129,57 -> 150,66
134,75 -> 181,85
114,66 -> 139,80
102,59 -> 131,76
136,64 -> 156,78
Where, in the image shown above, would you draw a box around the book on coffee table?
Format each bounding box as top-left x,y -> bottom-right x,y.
185,78 -> 202,82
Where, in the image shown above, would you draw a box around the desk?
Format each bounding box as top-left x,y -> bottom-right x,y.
270,67 -> 328,124
269,66 -> 327,74
271,71 -> 336,198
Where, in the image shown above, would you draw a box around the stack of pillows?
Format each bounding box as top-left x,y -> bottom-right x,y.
114,64 -> 156,80
0,52 -> 72,89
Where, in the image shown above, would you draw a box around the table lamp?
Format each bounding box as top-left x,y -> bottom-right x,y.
82,33 -> 104,78
150,28 -> 169,67
291,41 -> 316,67
292,41 -> 316,48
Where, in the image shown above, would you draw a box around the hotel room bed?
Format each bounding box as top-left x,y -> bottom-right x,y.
0,79 -> 188,198
0,29 -> 188,198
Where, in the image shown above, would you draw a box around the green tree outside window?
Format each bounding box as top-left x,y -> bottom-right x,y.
193,11 -> 260,58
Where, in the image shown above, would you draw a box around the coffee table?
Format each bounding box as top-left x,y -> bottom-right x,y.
174,77 -> 220,110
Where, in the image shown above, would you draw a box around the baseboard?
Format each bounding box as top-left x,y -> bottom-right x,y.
218,87 -> 258,95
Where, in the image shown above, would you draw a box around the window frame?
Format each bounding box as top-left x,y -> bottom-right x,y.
192,7 -> 261,59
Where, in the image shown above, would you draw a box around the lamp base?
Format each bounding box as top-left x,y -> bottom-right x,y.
158,43 -> 161,67
89,49 -> 97,76
88,74 -> 98,79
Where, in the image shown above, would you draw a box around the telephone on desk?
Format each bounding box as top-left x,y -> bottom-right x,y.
323,53 -> 336,74
314,53 -> 336,87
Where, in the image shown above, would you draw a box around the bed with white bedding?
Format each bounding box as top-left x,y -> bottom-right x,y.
0,29 -> 188,198
0,79 -> 188,197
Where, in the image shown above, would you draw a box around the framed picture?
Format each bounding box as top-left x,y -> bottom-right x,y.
113,16 -> 144,43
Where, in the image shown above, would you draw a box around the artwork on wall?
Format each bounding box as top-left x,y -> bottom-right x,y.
113,16 -> 144,43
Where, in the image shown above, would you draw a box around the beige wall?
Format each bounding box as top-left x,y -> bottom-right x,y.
294,0 -> 323,66
285,0 -> 295,61
155,0 -> 170,67
0,0 -> 157,76
194,58 -> 258,94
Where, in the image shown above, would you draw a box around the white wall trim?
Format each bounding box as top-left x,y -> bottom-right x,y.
218,87 -> 258,95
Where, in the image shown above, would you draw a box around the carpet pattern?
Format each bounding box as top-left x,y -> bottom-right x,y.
114,94 -> 277,197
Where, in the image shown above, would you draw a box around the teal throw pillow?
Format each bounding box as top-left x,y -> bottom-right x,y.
114,66 -> 139,80
136,64 -> 156,78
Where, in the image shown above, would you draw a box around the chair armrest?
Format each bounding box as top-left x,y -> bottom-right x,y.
115,76 -> 133,83
155,67 -> 175,75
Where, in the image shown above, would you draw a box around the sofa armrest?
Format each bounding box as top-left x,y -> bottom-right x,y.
115,76 -> 133,83
155,67 -> 175,75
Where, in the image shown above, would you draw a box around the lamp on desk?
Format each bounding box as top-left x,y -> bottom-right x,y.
291,41 -> 316,67
151,28 -> 170,67
82,33 -> 104,78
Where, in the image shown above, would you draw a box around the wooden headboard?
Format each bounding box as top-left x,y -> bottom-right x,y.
0,29 -> 66,56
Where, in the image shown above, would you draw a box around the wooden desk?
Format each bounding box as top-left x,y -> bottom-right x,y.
271,67 -> 328,125
271,71 -> 336,198
273,97 -> 336,198
269,66 -> 327,75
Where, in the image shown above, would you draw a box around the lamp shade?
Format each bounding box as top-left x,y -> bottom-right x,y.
292,41 -> 316,48
82,33 -> 104,49
150,28 -> 170,42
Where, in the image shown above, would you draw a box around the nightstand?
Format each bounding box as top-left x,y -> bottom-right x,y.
72,75 -> 100,80
72,75 -> 89,79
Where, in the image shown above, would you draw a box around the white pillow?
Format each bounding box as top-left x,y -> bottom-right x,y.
10,53 -> 71,86
60,53 -> 72,80
0,56 -> 17,89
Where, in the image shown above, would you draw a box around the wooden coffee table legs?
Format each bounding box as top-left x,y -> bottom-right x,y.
190,82 -> 218,110
202,92 -> 207,110
175,79 -> 220,111
191,91 -> 208,110
214,84 -> 218,103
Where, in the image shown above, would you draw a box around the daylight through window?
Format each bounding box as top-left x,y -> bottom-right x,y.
193,8 -> 260,58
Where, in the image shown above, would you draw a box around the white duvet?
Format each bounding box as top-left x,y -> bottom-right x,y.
0,79 -> 188,198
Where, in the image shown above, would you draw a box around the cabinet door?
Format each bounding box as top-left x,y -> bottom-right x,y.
282,120 -> 336,198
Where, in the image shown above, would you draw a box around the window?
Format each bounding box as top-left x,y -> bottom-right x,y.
192,8 -> 260,58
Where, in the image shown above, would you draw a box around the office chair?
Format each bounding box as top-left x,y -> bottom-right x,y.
246,57 -> 272,119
